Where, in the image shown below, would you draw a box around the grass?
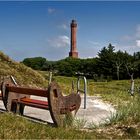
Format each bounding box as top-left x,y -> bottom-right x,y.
73,118 -> 87,129
0,111 -> 139,139
0,113 -> 104,139
0,51 -> 140,138
0,76 -> 140,139
106,96 -> 140,125
38,71 -> 140,138
85,95 -> 140,139
55,76 -> 140,138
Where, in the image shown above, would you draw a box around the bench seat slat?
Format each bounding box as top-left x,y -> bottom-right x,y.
12,98 -> 49,110
6,86 -> 48,97
20,98 -> 48,106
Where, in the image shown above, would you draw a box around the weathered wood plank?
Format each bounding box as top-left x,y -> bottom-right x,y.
6,85 -> 48,97
0,93 -> 2,100
12,98 -> 49,110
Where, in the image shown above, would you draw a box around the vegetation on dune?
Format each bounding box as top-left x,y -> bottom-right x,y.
22,57 -> 46,70
0,51 -> 48,88
96,96 -> 140,139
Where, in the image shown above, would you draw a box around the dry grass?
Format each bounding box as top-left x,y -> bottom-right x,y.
0,51 -> 48,88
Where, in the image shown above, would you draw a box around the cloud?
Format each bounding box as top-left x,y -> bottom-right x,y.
135,25 -> 140,48
88,41 -> 100,46
117,45 -> 135,50
121,35 -> 134,41
47,35 -> 70,48
120,24 -> 140,42
119,24 -> 140,53
58,23 -> 69,30
114,44 -> 140,55
136,24 -> 140,38
47,8 -> 56,14
136,40 -> 140,47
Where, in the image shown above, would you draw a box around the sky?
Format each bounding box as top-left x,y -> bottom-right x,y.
0,1 -> 140,61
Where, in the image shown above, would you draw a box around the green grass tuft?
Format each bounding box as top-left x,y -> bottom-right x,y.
0,113 -> 103,139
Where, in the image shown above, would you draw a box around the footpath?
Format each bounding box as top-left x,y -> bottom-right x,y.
0,94 -> 115,127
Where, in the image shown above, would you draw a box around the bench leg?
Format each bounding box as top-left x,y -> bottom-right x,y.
19,104 -> 25,115
16,103 -> 20,114
11,102 -> 25,115
11,101 -> 17,113
16,103 -> 25,115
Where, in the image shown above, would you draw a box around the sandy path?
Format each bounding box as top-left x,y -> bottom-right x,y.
0,95 -> 115,127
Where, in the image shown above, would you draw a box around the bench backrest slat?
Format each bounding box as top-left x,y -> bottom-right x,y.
6,85 -> 48,97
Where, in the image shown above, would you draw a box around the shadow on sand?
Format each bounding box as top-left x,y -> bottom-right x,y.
0,107 -> 55,127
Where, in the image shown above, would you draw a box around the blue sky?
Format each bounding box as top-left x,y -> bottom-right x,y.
0,1 -> 140,61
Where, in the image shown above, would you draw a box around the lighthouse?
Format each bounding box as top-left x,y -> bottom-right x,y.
69,20 -> 78,58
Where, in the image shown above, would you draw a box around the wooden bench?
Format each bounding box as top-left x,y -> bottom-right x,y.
0,92 -> 2,100
1,81 -> 81,126
0,76 -> 18,110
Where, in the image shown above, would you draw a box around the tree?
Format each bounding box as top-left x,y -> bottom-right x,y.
134,51 -> 140,60
42,61 -> 56,71
22,57 -> 46,70
54,57 -> 81,76
115,50 -> 124,80
115,51 -> 134,80
125,63 -> 137,96
97,43 -> 116,77
21,44 -> 140,80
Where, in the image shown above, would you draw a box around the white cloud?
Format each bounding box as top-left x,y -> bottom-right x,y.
115,44 -> 140,55
88,41 -> 100,46
136,40 -> 140,47
47,35 -> 70,48
136,24 -> 140,38
117,45 -> 135,50
48,8 -> 56,14
121,35 -> 134,41
59,23 -> 69,30
120,24 -> 140,42
119,24 -> 140,53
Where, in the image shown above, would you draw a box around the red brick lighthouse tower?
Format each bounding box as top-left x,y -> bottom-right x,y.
69,20 -> 78,58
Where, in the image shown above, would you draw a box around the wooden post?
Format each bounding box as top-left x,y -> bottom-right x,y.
130,75 -> 134,96
48,72 -> 52,85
